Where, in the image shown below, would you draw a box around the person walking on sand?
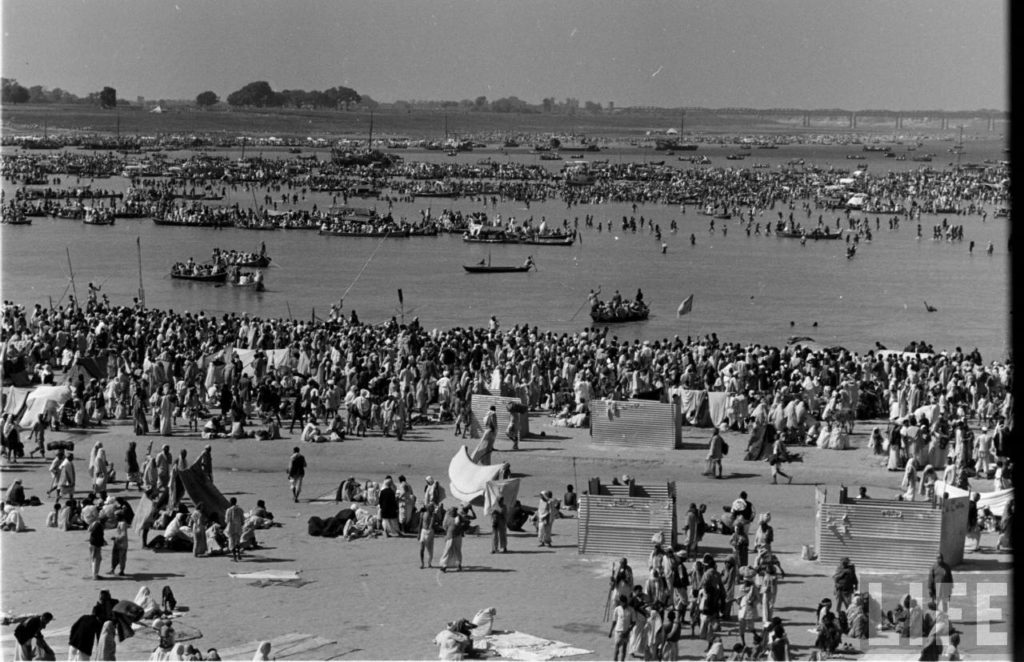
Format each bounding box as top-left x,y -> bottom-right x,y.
769,436 -> 793,484
608,595 -> 634,661
439,506 -> 464,573
704,426 -> 725,478
109,512 -> 129,576
57,453 -> 76,501
224,498 -> 245,562
418,502 -> 437,568
87,514 -> 106,580
490,496 -> 508,553
928,554 -> 954,613
537,490 -> 555,547
46,449 -> 65,496
287,447 -> 306,503
833,557 -> 858,612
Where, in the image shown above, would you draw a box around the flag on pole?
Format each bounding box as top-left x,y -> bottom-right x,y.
677,294 -> 694,317
397,288 -> 404,305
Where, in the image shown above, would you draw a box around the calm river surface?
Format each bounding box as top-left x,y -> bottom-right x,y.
1,139 -> 1010,360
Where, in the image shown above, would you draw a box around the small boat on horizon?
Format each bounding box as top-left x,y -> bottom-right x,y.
463,254 -> 535,273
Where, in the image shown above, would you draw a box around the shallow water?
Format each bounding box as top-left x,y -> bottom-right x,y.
1,142 -> 1010,360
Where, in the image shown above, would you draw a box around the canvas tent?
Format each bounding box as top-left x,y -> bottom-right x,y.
135,463 -> 230,531
18,384 -> 72,428
448,445 -> 508,503
2,386 -> 32,418
935,480 -> 1013,518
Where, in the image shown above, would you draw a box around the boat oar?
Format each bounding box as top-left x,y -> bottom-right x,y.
568,296 -> 591,322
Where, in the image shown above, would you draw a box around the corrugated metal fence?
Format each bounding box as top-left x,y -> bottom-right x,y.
578,482 -> 677,557
816,488 -> 968,572
469,394 -> 530,439
590,399 -> 680,449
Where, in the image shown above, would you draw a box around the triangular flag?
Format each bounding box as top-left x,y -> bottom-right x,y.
677,294 -> 694,317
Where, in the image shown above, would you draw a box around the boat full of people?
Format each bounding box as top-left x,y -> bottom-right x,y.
169,260 -> 228,283
212,246 -> 271,268
227,265 -> 265,291
589,290 -> 650,324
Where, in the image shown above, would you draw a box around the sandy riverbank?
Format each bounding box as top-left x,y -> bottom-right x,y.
0,412 -> 1011,660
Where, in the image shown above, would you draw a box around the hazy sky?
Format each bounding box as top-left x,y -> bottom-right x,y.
1,0 -> 1007,110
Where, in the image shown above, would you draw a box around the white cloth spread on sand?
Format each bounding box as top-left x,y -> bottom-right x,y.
476,631 -> 591,661
228,570 -> 301,580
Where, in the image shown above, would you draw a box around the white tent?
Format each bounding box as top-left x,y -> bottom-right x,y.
448,445 -> 506,503
18,384 -> 72,428
150,105 -> 165,114
666,128 -> 679,135
935,480 -> 1013,517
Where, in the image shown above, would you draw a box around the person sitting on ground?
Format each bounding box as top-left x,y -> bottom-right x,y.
255,414 -> 282,441
247,500 -> 277,528
0,503 -> 28,531
507,500 -> 533,532
562,484 -> 579,512
301,417 -> 328,443
46,502 -> 60,528
202,415 -> 225,440
4,479 -> 27,506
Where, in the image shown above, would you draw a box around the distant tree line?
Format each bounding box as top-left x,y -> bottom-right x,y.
389,96 -> 607,114
221,81 -> 362,109
2,78 -> 122,108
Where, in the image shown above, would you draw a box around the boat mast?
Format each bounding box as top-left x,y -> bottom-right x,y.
137,236 -> 146,309
368,110 -> 374,150
956,124 -> 963,171
66,248 -> 79,311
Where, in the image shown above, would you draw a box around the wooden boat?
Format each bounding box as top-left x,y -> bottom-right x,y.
463,230 -> 510,244
519,232 -> 575,246
319,225 -> 410,237
776,228 -> 844,240
590,303 -> 649,324
154,217 -> 229,228
227,266 -> 265,291
170,266 -> 227,282
214,250 -> 271,268
83,208 -> 115,225
463,254 -> 534,273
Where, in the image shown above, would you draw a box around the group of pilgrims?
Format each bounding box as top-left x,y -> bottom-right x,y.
0,277 -> 1013,660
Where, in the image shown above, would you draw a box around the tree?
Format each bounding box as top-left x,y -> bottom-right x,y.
99,86 -> 117,108
541,97 -> 555,113
196,91 -> 220,108
549,137 -> 561,149
2,78 -> 30,104
226,81 -> 276,107
474,96 -> 488,111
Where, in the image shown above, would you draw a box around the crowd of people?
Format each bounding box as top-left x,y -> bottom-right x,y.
0,283 -> 1013,659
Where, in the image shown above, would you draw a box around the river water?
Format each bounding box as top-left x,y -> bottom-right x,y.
1,139 -> 1010,360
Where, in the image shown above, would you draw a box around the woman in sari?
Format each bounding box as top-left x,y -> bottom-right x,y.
438,507 -> 463,572
189,505 -> 208,557
96,620 -> 117,661
134,587 -> 161,619
125,442 -> 141,491
159,387 -> 175,436
90,444 -> 109,493
886,424 -> 903,471
397,481 -> 416,533
902,459 -> 920,501
132,385 -> 149,436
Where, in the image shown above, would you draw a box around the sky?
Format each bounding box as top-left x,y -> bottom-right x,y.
1,0 -> 1008,110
